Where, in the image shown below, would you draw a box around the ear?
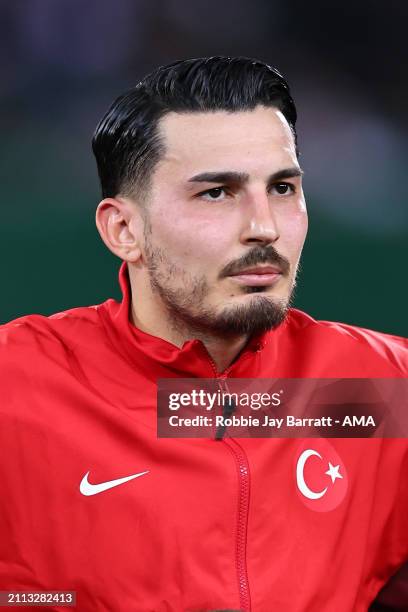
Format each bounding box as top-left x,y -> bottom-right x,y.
95,196 -> 143,263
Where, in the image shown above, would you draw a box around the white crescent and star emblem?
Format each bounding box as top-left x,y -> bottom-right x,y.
296,449 -> 343,500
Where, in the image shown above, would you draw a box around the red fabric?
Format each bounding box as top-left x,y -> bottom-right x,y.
0,262 -> 407,611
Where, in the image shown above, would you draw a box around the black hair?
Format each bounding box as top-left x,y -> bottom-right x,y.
92,56 -> 298,199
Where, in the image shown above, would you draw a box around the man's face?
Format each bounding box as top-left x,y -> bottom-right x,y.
139,105 -> 308,338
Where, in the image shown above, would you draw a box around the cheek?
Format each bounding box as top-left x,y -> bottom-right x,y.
149,207 -> 231,265
277,208 -> 308,259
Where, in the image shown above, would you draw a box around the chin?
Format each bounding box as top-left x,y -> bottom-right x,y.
222,299 -> 288,335
239,286 -> 288,301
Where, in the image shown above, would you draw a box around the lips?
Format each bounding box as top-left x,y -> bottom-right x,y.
231,266 -> 282,276
229,266 -> 283,287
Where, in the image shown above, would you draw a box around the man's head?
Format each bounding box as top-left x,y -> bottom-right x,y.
93,57 -> 308,341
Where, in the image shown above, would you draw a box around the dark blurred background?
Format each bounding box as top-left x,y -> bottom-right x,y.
1,1 -> 407,335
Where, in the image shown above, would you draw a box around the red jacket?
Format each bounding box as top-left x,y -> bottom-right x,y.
0,262 -> 407,612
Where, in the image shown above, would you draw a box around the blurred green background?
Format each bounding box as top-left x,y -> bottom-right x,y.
1,2 -> 407,336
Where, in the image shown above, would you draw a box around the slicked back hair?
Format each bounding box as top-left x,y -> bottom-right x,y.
92,56 -> 298,200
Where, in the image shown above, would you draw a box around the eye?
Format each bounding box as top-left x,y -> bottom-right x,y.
271,182 -> 295,196
198,186 -> 228,201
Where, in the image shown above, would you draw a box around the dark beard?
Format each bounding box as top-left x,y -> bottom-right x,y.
144,241 -> 294,340
154,279 -> 288,338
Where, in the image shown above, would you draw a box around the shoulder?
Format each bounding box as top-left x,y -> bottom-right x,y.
0,301 -> 112,370
283,309 -> 407,375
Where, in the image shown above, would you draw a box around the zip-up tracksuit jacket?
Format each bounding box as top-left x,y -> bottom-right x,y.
0,262 -> 407,612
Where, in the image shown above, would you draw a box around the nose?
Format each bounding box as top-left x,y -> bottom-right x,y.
239,191 -> 280,246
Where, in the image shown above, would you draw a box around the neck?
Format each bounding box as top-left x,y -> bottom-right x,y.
195,334 -> 250,374
128,274 -> 250,373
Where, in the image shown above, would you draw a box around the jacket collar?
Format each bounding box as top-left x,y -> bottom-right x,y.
99,262 -> 281,378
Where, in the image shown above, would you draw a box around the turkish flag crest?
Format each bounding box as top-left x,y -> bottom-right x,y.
294,439 -> 348,512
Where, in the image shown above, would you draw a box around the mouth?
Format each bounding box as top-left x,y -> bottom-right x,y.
228,266 -> 283,287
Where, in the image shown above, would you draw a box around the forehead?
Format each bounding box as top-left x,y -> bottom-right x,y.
155,106 -> 297,178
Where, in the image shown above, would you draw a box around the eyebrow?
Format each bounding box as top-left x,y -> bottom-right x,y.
187,166 -> 304,188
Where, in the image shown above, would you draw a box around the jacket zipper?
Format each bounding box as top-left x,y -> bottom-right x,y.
227,438 -> 251,612
205,353 -> 252,612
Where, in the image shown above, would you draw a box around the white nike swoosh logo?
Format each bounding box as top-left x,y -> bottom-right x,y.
79,470 -> 149,496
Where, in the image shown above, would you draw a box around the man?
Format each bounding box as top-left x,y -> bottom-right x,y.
0,57 -> 406,612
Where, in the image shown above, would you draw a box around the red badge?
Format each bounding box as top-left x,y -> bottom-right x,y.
294,439 -> 348,512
